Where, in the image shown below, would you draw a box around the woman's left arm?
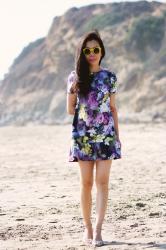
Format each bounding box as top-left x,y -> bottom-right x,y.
110,93 -> 120,140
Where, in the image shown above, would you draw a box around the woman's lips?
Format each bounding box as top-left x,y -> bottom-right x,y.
89,57 -> 96,62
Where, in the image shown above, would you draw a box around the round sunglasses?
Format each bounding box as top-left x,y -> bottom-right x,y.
83,46 -> 101,56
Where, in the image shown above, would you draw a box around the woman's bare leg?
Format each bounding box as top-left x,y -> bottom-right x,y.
78,160 -> 95,239
94,159 -> 112,241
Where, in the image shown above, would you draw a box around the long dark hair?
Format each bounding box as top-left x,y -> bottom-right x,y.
75,30 -> 105,97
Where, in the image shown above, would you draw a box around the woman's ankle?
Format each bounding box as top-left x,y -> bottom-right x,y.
83,224 -> 93,239
94,223 -> 102,230
93,230 -> 102,241
84,222 -> 92,228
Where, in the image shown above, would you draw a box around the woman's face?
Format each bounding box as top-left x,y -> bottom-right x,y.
83,40 -> 102,66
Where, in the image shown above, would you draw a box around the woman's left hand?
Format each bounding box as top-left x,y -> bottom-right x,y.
116,137 -> 122,147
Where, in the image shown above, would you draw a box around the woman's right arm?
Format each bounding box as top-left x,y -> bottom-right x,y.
66,71 -> 78,115
66,92 -> 77,115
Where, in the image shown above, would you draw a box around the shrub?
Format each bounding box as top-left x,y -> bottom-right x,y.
83,12 -> 124,31
125,15 -> 165,52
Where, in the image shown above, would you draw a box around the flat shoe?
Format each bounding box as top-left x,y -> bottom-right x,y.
82,237 -> 93,246
92,239 -> 104,247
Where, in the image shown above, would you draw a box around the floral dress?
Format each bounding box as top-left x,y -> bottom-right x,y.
67,68 -> 122,162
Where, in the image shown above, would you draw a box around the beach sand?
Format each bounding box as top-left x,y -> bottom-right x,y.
0,122 -> 166,249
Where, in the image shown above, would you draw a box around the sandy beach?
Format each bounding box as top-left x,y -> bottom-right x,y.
0,122 -> 166,250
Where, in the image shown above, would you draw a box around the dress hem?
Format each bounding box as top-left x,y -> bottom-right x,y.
68,156 -> 122,163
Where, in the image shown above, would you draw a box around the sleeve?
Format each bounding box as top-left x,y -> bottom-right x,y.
109,72 -> 118,94
67,70 -> 77,94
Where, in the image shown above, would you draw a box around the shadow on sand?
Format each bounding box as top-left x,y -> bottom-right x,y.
98,240 -> 166,249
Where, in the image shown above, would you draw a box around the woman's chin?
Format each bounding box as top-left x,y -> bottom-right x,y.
88,61 -> 98,66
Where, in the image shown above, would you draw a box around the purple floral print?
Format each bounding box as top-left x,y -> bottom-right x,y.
67,68 -> 121,162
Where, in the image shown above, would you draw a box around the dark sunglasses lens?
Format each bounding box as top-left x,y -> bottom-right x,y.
94,47 -> 100,54
84,48 -> 90,55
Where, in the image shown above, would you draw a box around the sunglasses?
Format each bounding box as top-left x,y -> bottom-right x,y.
83,46 -> 101,56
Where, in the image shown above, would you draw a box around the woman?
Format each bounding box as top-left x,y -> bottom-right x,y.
66,30 -> 122,247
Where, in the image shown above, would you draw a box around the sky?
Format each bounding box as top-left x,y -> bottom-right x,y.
0,0 -> 165,80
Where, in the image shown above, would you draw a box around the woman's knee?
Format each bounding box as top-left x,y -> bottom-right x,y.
95,178 -> 109,189
81,179 -> 93,189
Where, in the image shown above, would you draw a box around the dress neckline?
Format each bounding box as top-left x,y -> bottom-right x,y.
90,67 -> 105,75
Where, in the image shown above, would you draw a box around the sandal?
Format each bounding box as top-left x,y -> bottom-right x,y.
92,239 -> 104,247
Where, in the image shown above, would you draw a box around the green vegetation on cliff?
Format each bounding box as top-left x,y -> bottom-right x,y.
125,15 -> 165,56
83,12 -> 124,31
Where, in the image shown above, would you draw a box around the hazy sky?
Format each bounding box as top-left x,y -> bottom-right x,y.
0,0 -> 165,80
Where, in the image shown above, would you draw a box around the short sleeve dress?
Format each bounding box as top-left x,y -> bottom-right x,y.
67,68 -> 122,162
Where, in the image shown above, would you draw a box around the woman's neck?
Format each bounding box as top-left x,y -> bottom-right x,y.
89,65 -> 101,73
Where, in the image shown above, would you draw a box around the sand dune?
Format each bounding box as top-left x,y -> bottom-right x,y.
0,123 -> 166,249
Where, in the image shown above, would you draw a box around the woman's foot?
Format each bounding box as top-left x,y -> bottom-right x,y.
92,226 -> 104,247
93,226 -> 102,241
82,223 -> 93,245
